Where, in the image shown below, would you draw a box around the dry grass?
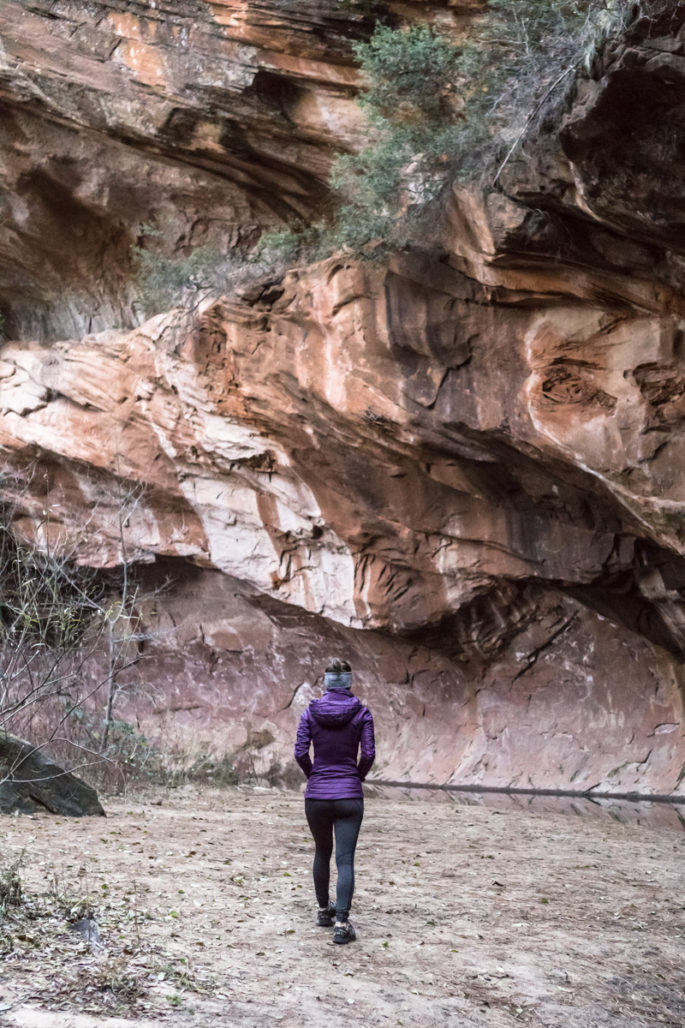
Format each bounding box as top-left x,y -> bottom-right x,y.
0,851 -> 209,1018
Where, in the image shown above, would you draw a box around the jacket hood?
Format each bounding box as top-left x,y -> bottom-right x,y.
309,692 -> 362,727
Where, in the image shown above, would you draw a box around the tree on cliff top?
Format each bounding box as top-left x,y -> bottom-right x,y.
324,0 -> 633,252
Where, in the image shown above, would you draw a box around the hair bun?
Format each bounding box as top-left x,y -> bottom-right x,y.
325,657 -> 351,673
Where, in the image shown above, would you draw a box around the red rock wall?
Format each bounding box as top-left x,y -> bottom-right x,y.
0,0 -> 683,793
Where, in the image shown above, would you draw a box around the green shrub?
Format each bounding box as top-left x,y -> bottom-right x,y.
132,244 -> 224,317
253,226 -> 304,267
324,24 -> 464,252
321,1 -> 633,253
353,23 -> 461,125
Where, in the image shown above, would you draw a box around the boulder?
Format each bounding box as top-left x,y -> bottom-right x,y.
0,734 -> 105,816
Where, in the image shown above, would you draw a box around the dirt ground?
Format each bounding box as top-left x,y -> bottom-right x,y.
0,785 -> 683,1028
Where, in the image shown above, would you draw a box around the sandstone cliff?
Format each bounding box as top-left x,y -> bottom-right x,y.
0,0 -> 684,794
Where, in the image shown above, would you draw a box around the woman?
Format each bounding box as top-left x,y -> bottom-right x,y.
294,658 -> 375,944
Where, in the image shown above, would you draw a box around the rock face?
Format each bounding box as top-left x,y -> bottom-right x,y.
0,0 -> 371,340
0,734 -> 106,815
0,1 -> 684,794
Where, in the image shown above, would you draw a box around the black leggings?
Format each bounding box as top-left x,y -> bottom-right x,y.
304,798 -> 364,922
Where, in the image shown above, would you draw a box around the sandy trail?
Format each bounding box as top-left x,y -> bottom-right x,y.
0,785 -> 683,1027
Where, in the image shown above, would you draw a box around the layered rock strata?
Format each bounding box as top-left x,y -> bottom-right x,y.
0,0 -> 684,793
0,0 -> 372,339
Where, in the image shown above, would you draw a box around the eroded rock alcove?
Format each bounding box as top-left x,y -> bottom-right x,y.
0,0 -> 684,794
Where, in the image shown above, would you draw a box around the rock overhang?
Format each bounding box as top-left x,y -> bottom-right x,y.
0,0 -> 684,792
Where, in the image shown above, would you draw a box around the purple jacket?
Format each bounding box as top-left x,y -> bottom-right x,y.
294,691 -> 375,799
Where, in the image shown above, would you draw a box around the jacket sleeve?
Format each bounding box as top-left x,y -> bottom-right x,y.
357,707 -> 375,781
294,709 -> 313,779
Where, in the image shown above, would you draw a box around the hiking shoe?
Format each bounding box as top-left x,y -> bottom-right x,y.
333,920 -> 356,945
316,904 -> 336,927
